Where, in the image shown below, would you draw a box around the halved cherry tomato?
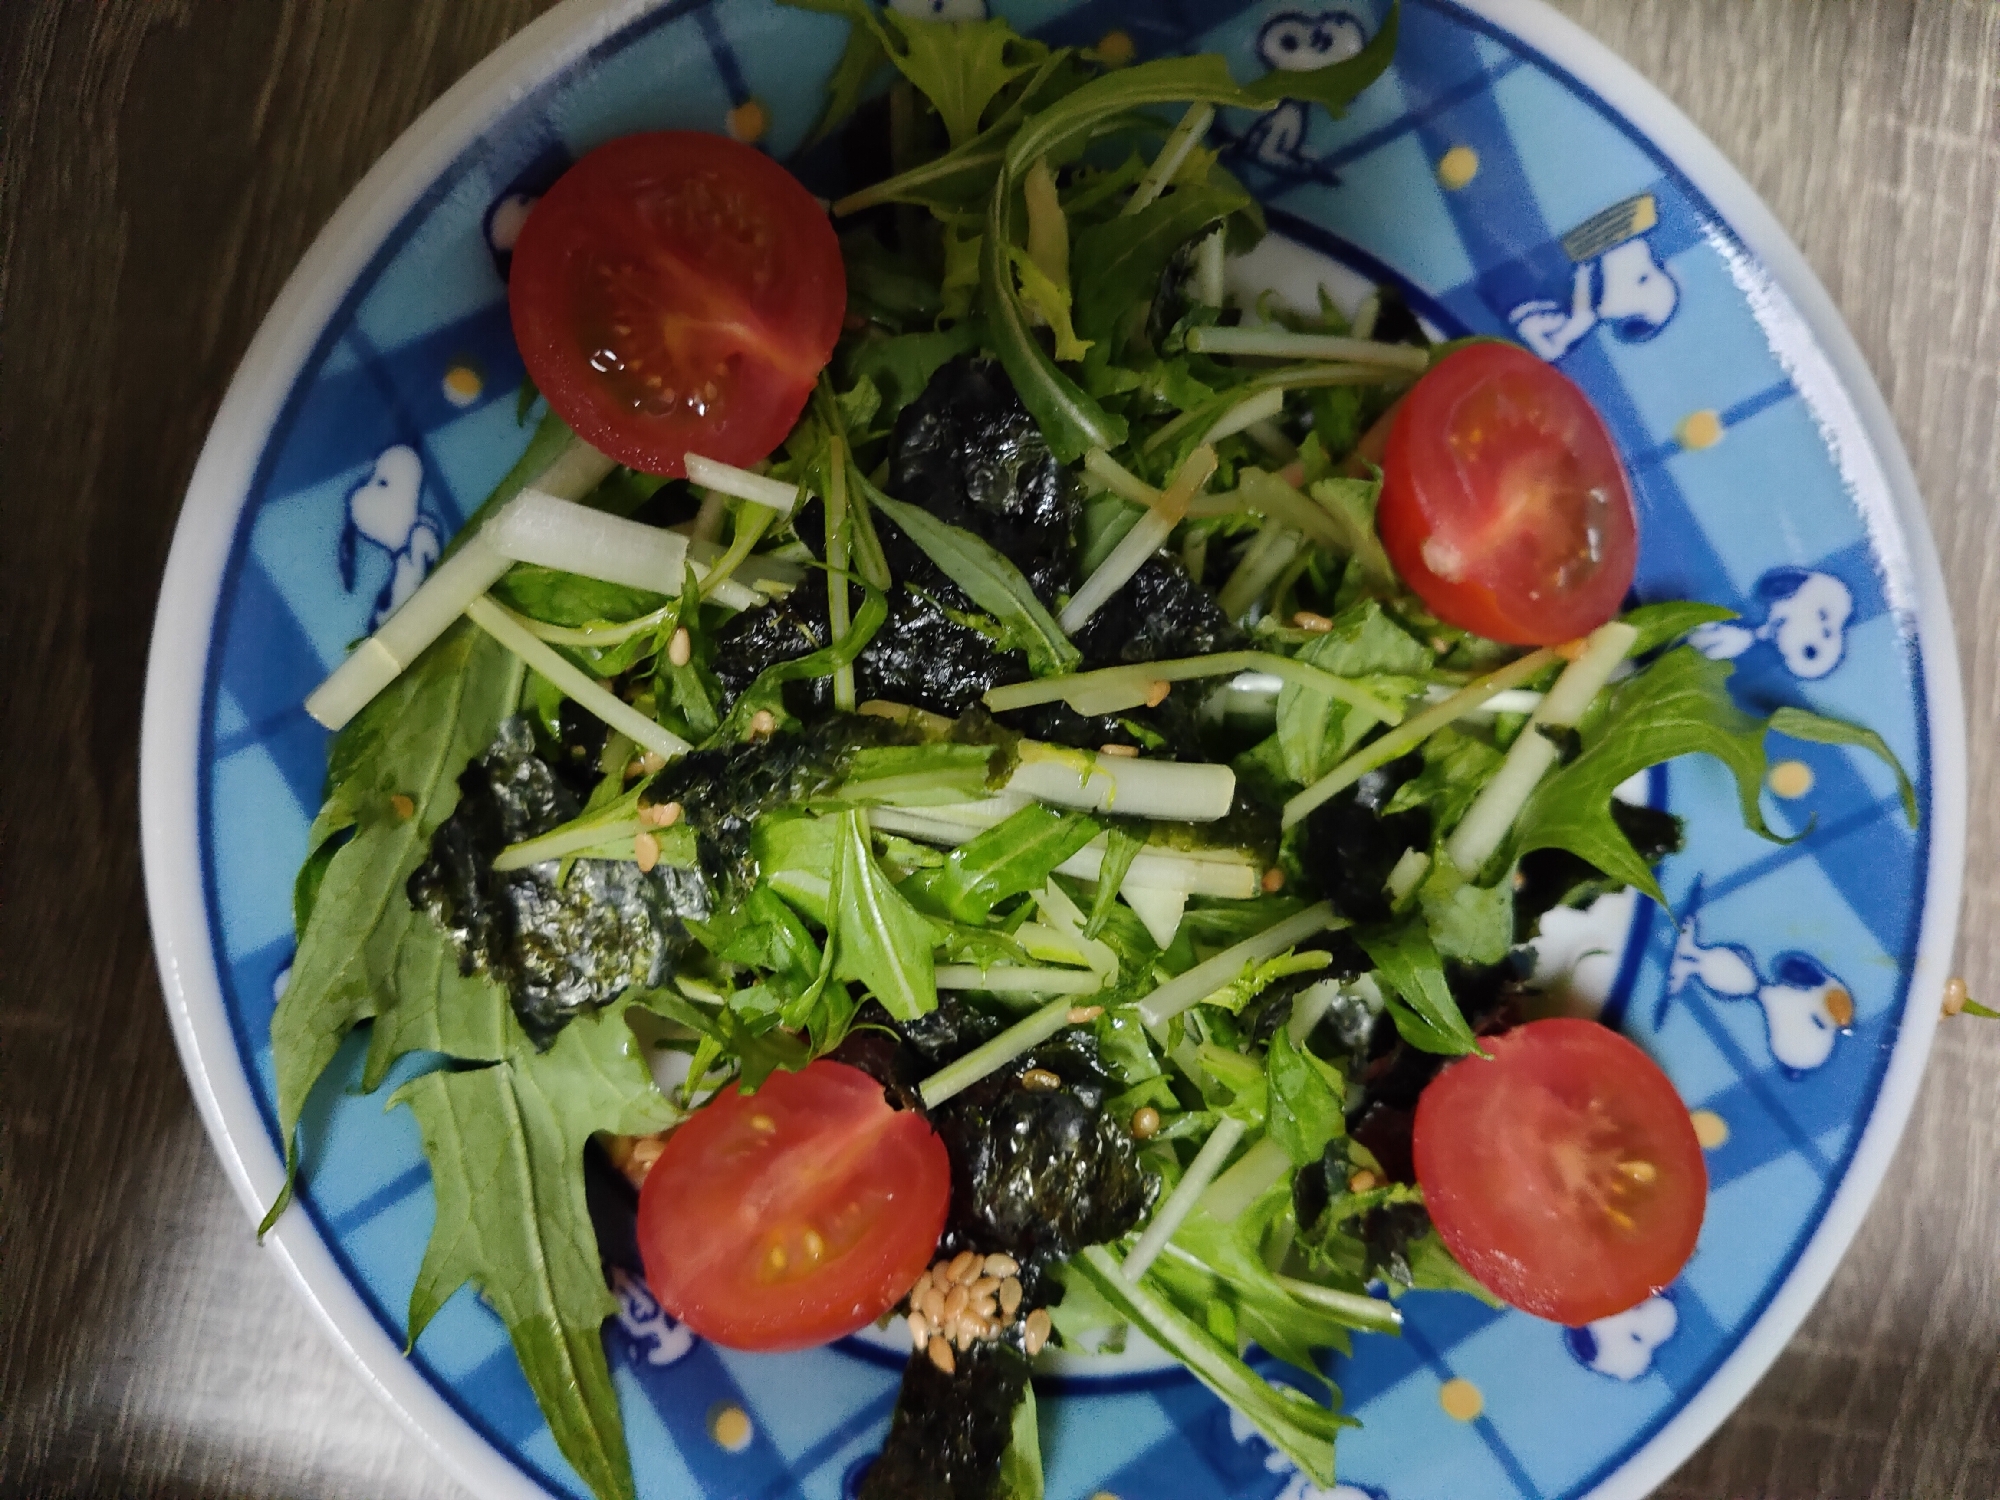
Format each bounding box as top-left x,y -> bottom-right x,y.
638,1060 -> 950,1351
508,131 -> 844,478
1377,343 -> 1637,645
1412,1018 -> 1705,1325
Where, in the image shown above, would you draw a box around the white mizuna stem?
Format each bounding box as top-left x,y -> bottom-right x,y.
488,489 -> 691,594
1122,885 -> 1189,948
983,649 -> 1402,723
1061,445 -> 1216,632
1193,228 -> 1226,309
1242,418 -> 1299,465
464,595 -> 691,765
1443,620 -> 1639,875
1123,102 -> 1215,217
1383,848 -> 1430,904
1122,1116 -> 1247,1282
305,437 -> 620,729
918,996 -> 1083,1109
305,534 -> 511,729
1281,647 -> 1562,829
866,803 -> 1262,899
1216,522 -> 1301,619
1082,447 -> 1162,508
1137,902 -> 1339,1032
1032,881 -> 1119,974
1201,386 -> 1286,447
1186,325 -> 1432,373
934,965 -> 1104,995
492,818 -> 644,873
1005,739 -> 1234,821
683,453 -> 801,514
1285,977 -> 1346,1045
1426,684 -> 1544,719
1198,1134 -> 1292,1222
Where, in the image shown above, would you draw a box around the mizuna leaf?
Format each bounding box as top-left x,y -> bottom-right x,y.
1355,919 -> 1482,1057
265,621 -> 517,1229
1508,646 -> 1788,906
828,808 -> 945,1020
867,488 -> 1080,675
394,1004 -> 679,1500
882,11 -> 1040,148
1070,181 -> 1249,342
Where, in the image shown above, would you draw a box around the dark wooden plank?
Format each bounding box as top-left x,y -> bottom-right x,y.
1,2 -> 1992,1497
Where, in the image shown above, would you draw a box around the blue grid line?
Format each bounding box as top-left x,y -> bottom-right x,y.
693,5 -> 751,108
1689,791 -> 1906,913
327,1160 -> 431,1237
757,1388 -> 899,1499
1628,377 -> 1798,473
1399,1319 -> 1539,1498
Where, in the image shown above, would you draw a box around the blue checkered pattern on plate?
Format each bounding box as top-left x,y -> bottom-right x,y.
194,1 -> 1932,1496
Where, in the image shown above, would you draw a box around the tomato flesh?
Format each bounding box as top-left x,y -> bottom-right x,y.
638,1060 -> 950,1351
508,131 -> 845,478
1412,1018 -> 1705,1325
1378,343 -> 1637,645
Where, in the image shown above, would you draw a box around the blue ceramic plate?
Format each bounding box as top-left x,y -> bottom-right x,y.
140,2 -> 1966,1497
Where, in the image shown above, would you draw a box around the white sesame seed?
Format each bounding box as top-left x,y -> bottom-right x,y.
1098,742 -> 1140,758
638,751 -> 668,774
970,1275 -> 999,1299
1000,1277 -> 1022,1316
634,832 -> 661,873
1020,1068 -> 1062,1092
1067,1005 -> 1104,1024
642,800 -> 683,829
909,1312 -> 931,1349
927,1335 -> 956,1374
1143,678 -> 1171,707
973,1292 -> 998,1319
748,708 -> 777,738
943,1284 -> 968,1321
982,1253 -> 1019,1279
1023,1308 -> 1052,1356
949,1251 -> 980,1284
919,1284 -> 945,1325
1292,611 -> 1333,633
668,626 -> 693,667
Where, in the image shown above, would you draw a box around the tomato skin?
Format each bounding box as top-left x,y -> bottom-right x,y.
508,131 -> 844,478
637,1061 -> 950,1351
1412,1018 -> 1705,1326
1378,343 -> 1638,646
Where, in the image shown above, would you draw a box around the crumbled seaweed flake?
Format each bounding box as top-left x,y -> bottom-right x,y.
888,355 -> 1080,581
904,1003 -> 1155,1305
1298,754 -> 1431,927
859,1341 -> 1031,1500
1068,553 -> 1242,665
408,717 -> 701,1047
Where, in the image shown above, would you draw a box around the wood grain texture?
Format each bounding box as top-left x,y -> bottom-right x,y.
0,2 -> 1992,1497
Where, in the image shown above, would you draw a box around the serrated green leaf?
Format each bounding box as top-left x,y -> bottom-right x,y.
394,1003 -> 678,1500
828,808 -> 944,1020
915,803 -> 1102,923
267,622 -> 517,1226
1769,706 -> 1918,825
1355,919 -> 1482,1056
1276,600 -> 1430,784
883,12 -> 1040,148
1414,855 -> 1513,966
1070,182 -> 1249,343
1509,647 -> 1788,906
1266,1028 -> 1344,1167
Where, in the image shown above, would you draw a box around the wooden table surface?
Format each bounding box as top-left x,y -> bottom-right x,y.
1,2 -> 1994,1497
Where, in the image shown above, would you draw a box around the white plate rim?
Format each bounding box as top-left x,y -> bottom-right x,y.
136,1 -> 1968,1497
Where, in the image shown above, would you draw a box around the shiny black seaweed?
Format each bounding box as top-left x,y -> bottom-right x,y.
1296,754 -> 1431,927
409,718 -> 704,1047
857,1341 -> 1032,1500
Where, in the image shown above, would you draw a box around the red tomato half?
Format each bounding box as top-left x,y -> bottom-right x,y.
1378,343 -> 1638,645
509,131 -> 845,477
1412,1018 -> 1705,1326
638,1060 -> 950,1351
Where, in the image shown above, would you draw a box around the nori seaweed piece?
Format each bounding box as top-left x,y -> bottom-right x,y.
408,717 -> 704,1047
1295,754 -> 1432,927
858,1342 -> 1032,1500
886,355 -> 1080,581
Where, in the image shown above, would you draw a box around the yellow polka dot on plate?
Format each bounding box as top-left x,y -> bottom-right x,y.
709,1403 -> 754,1452
1439,1376 -> 1484,1421
1096,30 -> 1135,67
1768,759 -> 1815,799
727,99 -> 769,143
1691,1109 -> 1730,1149
1436,145 -> 1479,190
1678,409 -> 1725,450
442,364 -> 483,407
1088,1492 -> 1122,1500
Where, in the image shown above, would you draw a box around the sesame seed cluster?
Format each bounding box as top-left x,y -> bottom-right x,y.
905,1250 -> 1052,1375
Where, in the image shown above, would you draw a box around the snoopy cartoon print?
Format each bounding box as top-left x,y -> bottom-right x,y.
1227,1409 -> 1385,1500
339,445 -> 440,631
1564,1294 -> 1678,1381
1241,9 -> 1368,169
1664,902 -> 1854,1074
1510,194 -> 1680,363
1689,568 -> 1854,681
609,1267 -> 697,1367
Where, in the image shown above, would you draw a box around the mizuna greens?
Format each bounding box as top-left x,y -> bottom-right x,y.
268,9 -> 1913,1500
